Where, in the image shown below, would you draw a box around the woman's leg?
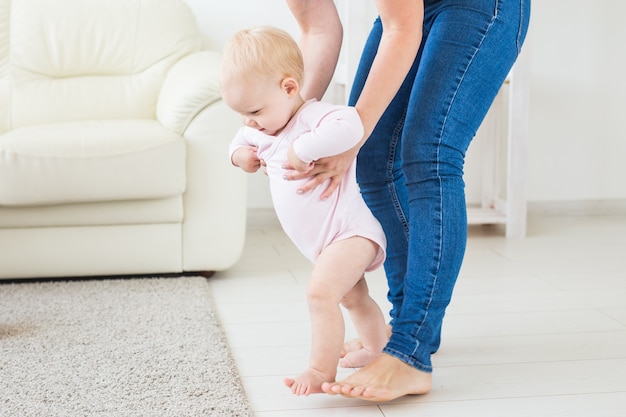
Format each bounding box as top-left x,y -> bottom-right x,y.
388,0 -> 531,373
351,17 -> 414,328
327,0 -> 531,400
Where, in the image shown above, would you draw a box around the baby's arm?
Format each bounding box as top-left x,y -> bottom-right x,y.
229,127 -> 262,173
287,144 -> 314,174
291,106 -> 364,164
232,146 -> 261,173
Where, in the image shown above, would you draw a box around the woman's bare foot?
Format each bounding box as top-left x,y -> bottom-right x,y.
339,347 -> 381,368
321,353 -> 432,402
283,367 -> 335,396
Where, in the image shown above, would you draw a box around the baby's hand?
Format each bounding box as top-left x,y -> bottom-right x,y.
287,144 -> 314,174
232,146 -> 261,173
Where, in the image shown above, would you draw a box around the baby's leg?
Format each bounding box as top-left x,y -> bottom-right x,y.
284,237 -> 381,396
339,275 -> 388,368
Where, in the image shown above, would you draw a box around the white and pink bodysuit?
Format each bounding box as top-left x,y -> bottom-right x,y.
229,99 -> 386,271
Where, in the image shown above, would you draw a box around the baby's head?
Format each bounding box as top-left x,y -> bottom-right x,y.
221,26 -> 305,136
221,26 -> 304,88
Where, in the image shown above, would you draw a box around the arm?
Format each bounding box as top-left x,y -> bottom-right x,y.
292,107 -> 364,162
228,128 -> 262,173
232,146 -> 261,173
287,146 -> 314,174
357,0 -> 423,138
285,0 -> 343,101
285,0 -> 423,198
287,106 -> 364,174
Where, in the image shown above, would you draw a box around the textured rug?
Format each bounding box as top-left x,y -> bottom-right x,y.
0,276 -> 251,417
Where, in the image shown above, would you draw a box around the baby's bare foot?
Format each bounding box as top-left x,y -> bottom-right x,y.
339,347 -> 381,368
341,325 -> 391,358
283,367 -> 335,396
340,338 -> 364,358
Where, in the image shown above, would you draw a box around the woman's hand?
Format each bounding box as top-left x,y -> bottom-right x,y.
283,144 -> 359,200
287,144 -> 314,174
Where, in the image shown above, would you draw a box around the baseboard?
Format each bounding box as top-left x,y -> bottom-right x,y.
247,200 -> 626,230
528,199 -> 626,217
247,207 -> 280,227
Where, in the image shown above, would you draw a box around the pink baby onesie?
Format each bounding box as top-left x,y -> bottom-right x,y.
229,99 -> 385,271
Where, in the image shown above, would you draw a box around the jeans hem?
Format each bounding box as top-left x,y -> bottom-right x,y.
383,346 -> 433,373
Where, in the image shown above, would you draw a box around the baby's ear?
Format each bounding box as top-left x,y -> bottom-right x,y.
281,77 -> 299,97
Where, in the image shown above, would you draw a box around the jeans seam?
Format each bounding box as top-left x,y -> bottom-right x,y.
516,0 -> 526,54
389,109 -> 409,238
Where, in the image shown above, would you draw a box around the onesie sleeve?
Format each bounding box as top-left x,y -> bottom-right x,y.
291,105 -> 364,164
228,127 -> 254,165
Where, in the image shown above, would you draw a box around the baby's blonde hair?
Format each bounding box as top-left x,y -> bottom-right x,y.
221,26 -> 304,86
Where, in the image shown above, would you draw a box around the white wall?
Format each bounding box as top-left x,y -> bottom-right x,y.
527,1 -> 626,203
185,0 -> 626,209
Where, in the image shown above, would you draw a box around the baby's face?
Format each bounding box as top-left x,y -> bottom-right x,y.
223,75 -> 296,136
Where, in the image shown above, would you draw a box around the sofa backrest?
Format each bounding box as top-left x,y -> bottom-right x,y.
0,0 -> 205,133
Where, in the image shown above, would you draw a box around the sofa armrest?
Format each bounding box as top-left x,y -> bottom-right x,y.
157,50 -> 222,135
180,99 -> 247,271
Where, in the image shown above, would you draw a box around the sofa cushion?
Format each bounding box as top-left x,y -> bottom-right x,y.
0,196 -> 183,228
0,119 -> 186,206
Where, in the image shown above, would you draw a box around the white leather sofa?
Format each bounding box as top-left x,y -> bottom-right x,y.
0,0 -> 247,279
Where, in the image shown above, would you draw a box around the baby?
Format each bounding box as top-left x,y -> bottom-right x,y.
221,26 -> 388,396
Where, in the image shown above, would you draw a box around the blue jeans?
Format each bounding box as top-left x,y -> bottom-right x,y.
351,0 -> 531,372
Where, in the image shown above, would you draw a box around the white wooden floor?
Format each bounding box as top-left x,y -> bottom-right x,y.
209,209 -> 626,417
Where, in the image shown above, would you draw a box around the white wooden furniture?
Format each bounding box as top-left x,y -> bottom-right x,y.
467,47 -> 531,238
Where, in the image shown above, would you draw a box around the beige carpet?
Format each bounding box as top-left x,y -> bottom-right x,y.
0,276 -> 251,417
